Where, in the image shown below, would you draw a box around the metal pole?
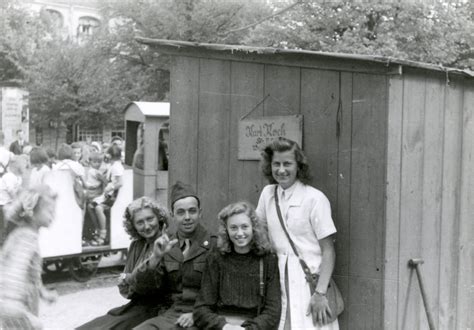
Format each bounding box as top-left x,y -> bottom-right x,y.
408,258 -> 436,330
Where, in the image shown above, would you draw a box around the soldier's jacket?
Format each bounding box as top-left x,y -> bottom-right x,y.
133,223 -> 216,313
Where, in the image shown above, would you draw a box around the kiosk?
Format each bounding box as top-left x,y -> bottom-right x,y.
124,102 -> 169,205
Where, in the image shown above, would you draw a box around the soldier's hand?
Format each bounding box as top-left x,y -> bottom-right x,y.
176,312 -> 194,328
151,224 -> 178,260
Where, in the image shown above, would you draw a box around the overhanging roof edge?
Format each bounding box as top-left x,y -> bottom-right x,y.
136,37 -> 474,79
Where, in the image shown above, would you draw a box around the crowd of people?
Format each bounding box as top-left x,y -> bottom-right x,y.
0,130 -> 126,247
0,136 -> 342,330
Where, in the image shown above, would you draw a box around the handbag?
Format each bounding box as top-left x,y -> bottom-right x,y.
273,186 -> 344,322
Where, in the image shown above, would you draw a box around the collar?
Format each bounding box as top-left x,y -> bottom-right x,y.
277,180 -> 305,207
277,180 -> 299,201
168,224 -> 212,262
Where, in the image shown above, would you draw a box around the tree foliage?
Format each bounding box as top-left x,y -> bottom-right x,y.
0,0 -> 472,132
246,1 -> 473,69
0,1 -> 54,82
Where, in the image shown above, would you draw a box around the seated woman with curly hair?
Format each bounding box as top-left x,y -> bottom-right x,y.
193,201 -> 281,330
77,197 -> 171,330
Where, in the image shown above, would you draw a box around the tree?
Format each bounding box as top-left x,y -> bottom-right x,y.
246,1 -> 473,69
0,1 -> 55,83
95,0 -> 273,101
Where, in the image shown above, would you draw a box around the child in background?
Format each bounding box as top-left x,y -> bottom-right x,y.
91,145 -> 124,246
84,152 -> 106,244
0,155 -> 28,245
0,185 -> 58,329
29,147 -> 51,187
45,147 -> 57,168
71,142 -> 82,163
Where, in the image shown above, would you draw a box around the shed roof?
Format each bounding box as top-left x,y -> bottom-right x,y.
137,37 -> 474,79
124,101 -> 169,122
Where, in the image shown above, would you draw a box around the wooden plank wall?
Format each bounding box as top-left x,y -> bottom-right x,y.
170,56 -> 389,329
385,72 -> 473,329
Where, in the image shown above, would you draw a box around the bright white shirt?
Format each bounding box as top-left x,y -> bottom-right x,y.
29,164 -> 50,188
256,180 -> 338,330
0,172 -> 22,205
0,147 -> 13,175
53,159 -> 85,178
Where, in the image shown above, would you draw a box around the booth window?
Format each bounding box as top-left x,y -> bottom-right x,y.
158,123 -> 169,171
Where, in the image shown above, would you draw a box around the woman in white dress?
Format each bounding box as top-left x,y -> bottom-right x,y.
256,137 -> 339,330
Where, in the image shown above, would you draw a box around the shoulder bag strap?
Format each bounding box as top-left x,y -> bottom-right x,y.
257,257 -> 264,315
273,186 -> 314,280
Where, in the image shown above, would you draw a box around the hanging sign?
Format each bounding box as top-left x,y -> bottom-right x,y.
238,115 -> 303,160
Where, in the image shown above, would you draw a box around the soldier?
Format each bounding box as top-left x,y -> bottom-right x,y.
134,181 -> 216,329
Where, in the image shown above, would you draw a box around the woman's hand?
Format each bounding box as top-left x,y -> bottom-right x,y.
306,292 -> 333,326
175,312 -> 194,328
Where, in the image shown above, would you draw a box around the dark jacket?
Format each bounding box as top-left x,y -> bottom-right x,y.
135,224 -> 216,313
9,140 -> 27,155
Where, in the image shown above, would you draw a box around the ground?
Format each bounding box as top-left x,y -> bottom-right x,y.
39,254 -> 128,329
40,286 -> 128,329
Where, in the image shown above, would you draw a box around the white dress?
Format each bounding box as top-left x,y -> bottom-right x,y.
256,180 -> 339,330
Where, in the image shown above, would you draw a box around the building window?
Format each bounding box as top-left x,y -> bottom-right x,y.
77,128 -> 103,143
77,16 -> 100,38
45,9 -> 63,29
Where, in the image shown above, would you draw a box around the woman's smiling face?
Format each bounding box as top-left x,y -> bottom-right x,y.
226,213 -> 253,254
133,208 -> 160,240
271,150 -> 298,189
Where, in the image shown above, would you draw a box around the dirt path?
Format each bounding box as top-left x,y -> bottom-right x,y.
40,285 -> 128,329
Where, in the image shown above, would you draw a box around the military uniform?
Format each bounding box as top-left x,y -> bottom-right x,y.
134,224 -> 216,329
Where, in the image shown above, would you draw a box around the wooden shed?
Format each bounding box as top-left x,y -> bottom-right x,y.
138,38 -> 473,330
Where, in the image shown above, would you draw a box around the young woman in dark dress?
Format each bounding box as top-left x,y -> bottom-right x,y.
194,201 -> 281,330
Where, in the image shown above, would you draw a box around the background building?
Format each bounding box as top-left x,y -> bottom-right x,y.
22,0 -> 124,147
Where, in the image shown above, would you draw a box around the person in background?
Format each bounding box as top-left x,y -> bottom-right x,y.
256,137 -> 339,330
0,131 -> 14,177
0,185 -> 58,329
91,144 -> 124,246
83,151 -> 106,245
77,197 -> 171,330
0,155 -> 28,246
101,142 -> 112,166
91,141 -> 102,154
29,147 -> 51,188
193,201 -> 281,330
53,144 -> 86,183
71,142 -> 83,163
134,181 -> 216,329
45,147 -> 57,168
111,135 -> 124,149
111,136 -> 125,163
9,129 -> 28,155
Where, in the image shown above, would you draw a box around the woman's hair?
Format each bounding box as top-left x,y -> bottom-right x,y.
57,143 -> 73,160
123,197 -> 169,240
4,185 -> 57,226
217,201 -> 271,256
260,137 -> 312,185
30,147 -> 49,166
107,144 -> 122,161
